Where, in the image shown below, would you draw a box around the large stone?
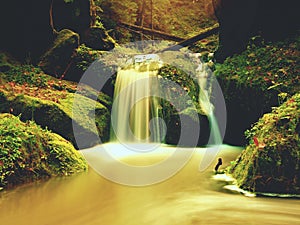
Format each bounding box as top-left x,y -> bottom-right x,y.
0,113 -> 87,188
39,29 -> 79,77
228,93 -> 300,194
0,86 -> 111,149
166,109 -> 210,147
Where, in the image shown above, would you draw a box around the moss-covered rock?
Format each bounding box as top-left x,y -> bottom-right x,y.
39,29 -> 80,77
83,27 -> 116,51
228,93 -> 300,194
0,68 -> 111,149
63,44 -> 104,82
0,113 -> 87,189
215,35 -> 300,145
0,90 -> 110,149
157,65 -> 213,146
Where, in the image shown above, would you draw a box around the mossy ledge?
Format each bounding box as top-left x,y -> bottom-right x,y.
0,113 -> 88,189
228,93 -> 300,194
0,64 -> 111,149
215,35 -> 300,145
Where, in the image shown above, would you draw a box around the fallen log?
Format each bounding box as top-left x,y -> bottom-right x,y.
118,22 -> 185,42
158,24 -> 219,52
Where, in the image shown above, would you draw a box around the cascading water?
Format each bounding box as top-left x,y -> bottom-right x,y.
110,60 -> 163,143
196,60 -> 222,145
110,53 -> 222,146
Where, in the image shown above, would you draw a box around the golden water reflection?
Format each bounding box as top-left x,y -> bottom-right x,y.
0,145 -> 299,225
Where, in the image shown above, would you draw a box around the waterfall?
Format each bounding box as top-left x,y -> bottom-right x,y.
110,53 -> 222,146
196,59 -> 222,145
110,62 -> 162,143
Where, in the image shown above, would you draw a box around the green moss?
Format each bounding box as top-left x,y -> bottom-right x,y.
4,64 -> 49,87
0,113 -> 87,188
158,65 -> 200,112
0,90 -> 110,149
215,34 -> 300,100
72,44 -> 103,71
189,34 -> 219,61
0,65 -> 112,149
39,29 -> 80,77
228,93 -> 300,194
214,34 -> 300,145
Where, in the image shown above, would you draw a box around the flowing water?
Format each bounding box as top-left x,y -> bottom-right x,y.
1,57 -> 299,224
0,145 -> 299,225
110,63 -> 162,143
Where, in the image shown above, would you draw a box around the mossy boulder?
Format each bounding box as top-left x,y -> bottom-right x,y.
0,113 -> 87,189
228,93 -> 300,194
0,91 -> 110,149
83,27 -> 116,51
0,68 -> 111,149
215,35 -> 300,145
39,29 -> 80,77
157,65 -> 213,146
63,44 -> 104,82
0,0 -> 92,62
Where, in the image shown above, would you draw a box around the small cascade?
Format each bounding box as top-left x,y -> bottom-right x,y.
110,53 -> 222,146
196,59 -> 222,145
110,61 -> 162,143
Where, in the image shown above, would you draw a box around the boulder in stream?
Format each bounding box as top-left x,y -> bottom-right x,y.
0,113 -> 88,188
228,93 -> 300,194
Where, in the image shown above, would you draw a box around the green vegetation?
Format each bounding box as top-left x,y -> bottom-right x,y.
158,65 -> 199,112
0,52 -> 20,72
228,93 -> 300,194
0,60 -> 111,149
214,34 -> 300,145
216,34 -> 300,194
0,113 -> 87,188
215,35 -> 300,98
73,44 -> 103,71
39,29 -> 80,78
4,64 -> 48,87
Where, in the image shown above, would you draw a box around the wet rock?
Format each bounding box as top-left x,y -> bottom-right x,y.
166,109 -> 210,147
228,93 -> 300,194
